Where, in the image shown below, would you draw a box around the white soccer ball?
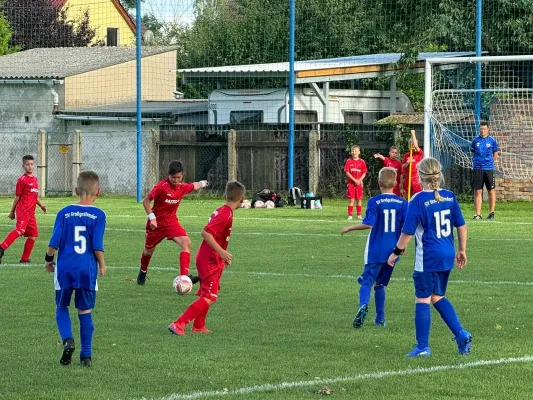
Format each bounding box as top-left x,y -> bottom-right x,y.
173,275 -> 193,296
254,200 -> 265,208
241,199 -> 251,208
264,200 -> 275,209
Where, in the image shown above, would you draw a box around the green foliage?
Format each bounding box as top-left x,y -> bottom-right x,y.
0,13 -> 17,55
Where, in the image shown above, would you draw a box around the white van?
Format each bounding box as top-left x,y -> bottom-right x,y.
208,87 -> 414,125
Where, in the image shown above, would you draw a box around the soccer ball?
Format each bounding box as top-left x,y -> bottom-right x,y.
264,200 -> 275,209
173,275 -> 193,295
254,200 -> 265,208
241,199 -> 251,208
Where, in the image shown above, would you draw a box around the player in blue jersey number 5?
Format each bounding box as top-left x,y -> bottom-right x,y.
387,157 -> 471,357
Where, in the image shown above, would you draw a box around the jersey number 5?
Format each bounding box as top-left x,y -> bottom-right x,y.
433,210 -> 451,238
74,226 -> 87,254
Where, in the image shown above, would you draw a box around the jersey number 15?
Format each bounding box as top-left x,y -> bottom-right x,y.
434,210 -> 451,238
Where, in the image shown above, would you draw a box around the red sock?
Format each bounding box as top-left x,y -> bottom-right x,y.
140,253 -> 152,273
1,230 -> 21,250
348,206 -> 354,217
192,302 -> 211,329
177,298 -> 210,325
20,238 -> 35,262
179,252 -> 190,276
356,205 -> 362,216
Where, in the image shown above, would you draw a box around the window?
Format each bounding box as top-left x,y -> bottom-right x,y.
342,111 -> 363,124
106,28 -> 119,46
295,110 -> 317,123
230,111 -> 263,124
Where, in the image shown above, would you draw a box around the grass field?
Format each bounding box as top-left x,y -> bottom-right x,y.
0,196 -> 532,400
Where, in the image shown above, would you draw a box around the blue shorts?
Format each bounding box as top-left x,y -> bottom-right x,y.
412,270 -> 451,299
55,288 -> 96,310
357,262 -> 394,287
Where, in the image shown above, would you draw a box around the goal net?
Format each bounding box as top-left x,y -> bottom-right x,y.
426,56 -> 533,179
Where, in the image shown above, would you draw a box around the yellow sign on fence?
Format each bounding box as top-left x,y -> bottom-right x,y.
59,145 -> 69,155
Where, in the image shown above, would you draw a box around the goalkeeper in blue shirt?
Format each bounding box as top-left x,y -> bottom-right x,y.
45,171 -> 107,367
388,157 -> 471,357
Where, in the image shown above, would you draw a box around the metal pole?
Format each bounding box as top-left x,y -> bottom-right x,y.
474,0 -> 482,128
288,0 -> 295,190
423,60 -> 432,157
136,0 -> 142,202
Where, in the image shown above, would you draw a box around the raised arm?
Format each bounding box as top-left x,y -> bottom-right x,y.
374,153 -> 385,161
410,130 -> 420,152
192,180 -> 209,191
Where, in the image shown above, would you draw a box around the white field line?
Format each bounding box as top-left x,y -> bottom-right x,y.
0,224 -> 531,240
3,264 -> 533,286
150,355 -> 533,400
1,212 -> 532,225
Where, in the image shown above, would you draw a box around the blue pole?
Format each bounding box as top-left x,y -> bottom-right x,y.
474,0 -> 482,127
288,0 -> 295,190
136,0 -> 142,202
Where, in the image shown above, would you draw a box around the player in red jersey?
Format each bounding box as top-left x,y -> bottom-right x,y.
168,180 -> 245,335
0,155 -> 47,264
401,130 -> 424,198
137,160 -> 209,285
374,146 -> 402,196
344,145 -> 367,220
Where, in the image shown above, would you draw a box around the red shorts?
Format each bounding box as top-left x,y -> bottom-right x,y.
346,183 -> 364,200
144,223 -> 187,249
16,214 -> 38,237
196,255 -> 224,302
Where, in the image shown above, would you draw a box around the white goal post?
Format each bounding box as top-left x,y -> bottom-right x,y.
424,55 -> 533,179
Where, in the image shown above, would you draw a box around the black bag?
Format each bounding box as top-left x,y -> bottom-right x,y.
252,189 -> 276,208
288,187 -> 304,206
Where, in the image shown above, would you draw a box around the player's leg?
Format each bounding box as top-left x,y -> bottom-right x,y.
355,186 -> 363,218
0,219 -> 27,262
431,271 -> 472,355
472,170 -> 484,218
406,271 -> 432,357
56,289 -> 75,366
20,216 -> 38,263
75,289 -> 96,366
138,228 -> 164,285
346,184 -> 355,220
374,264 -> 394,326
353,265 -> 379,328
170,224 -> 194,277
485,170 -> 496,219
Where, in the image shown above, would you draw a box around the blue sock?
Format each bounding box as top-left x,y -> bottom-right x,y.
78,313 -> 94,359
433,297 -> 462,337
359,284 -> 371,307
374,285 -> 386,322
415,303 -> 431,349
55,306 -> 73,341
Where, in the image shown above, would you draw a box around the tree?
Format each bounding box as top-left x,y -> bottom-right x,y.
0,13 -> 18,55
1,0 -> 102,50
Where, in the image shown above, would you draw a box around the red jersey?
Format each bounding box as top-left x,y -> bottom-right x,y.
382,157 -> 402,186
344,158 -> 367,184
197,205 -> 233,267
148,179 -> 194,227
402,150 -> 424,177
15,174 -> 39,218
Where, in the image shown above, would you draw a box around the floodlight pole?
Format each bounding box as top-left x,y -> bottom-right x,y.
474,0 -> 483,128
136,0 -> 142,202
287,0 -> 295,190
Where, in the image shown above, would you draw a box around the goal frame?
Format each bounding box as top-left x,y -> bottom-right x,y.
423,54 -> 533,157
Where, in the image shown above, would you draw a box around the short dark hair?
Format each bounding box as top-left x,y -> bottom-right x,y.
225,180 -> 245,202
22,155 -> 34,162
480,121 -> 489,128
167,160 -> 184,175
77,171 -> 100,196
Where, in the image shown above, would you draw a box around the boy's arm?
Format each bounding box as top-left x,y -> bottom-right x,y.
201,229 -> 232,266
455,225 -> 467,269
36,198 -> 47,213
94,250 -> 107,277
192,180 -> 209,191
341,223 -> 371,235
374,153 -> 385,161
8,196 -> 20,219
410,129 -> 420,152
345,171 -> 357,185
143,195 -> 157,229
45,246 -> 57,272
387,232 -> 413,266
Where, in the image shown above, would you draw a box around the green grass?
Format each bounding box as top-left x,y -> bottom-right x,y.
0,197 -> 532,399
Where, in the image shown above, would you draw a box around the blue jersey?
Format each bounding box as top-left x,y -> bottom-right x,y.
471,135 -> 499,170
363,193 -> 408,264
49,204 -> 106,291
402,190 -> 465,272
